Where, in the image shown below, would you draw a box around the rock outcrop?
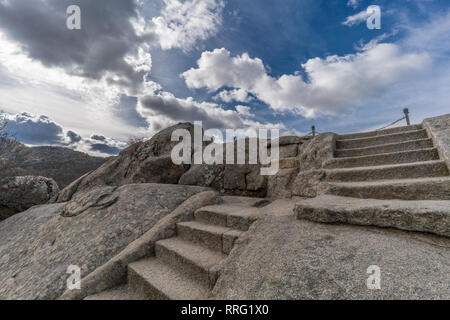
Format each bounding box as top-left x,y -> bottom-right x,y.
0,183 -> 210,299
423,114 -> 450,171
0,138 -> 107,188
54,123 -> 197,203
211,215 -> 450,299
179,136 -> 306,197
0,176 -> 59,221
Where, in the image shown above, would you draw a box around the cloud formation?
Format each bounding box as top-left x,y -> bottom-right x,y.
153,0 -> 224,51
138,93 -> 245,129
4,113 -> 66,145
0,0 -> 224,96
347,0 -> 361,9
213,88 -> 253,103
182,45 -> 430,118
3,112 -> 125,156
342,8 -> 371,26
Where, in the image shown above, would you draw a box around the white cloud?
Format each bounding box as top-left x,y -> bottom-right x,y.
152,0 -> 224,51
213,88 -> 253,103
183,49 -> 266,91
342,9 -> 371,26
347,0 -> 360,9
182,45 -> 431,118
235,105 -> 253,118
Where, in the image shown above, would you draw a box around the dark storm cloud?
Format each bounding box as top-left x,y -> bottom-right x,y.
67,130 -> 82,143
88,143 -> 121,155
91,134 -> 106,141
3,112 -> 124,155
5,112 -> 66,145
0,0 -> 155,92
113,95 -> 149,128
140,95 -> 244,130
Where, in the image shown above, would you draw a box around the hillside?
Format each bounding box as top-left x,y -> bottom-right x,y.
0,138 -> 108,188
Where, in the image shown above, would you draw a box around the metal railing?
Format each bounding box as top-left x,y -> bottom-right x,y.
306,109 -> 411,138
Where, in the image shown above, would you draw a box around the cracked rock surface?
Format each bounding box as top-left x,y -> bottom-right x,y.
0,183 -> 209,300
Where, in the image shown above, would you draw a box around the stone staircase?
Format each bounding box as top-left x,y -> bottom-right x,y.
86,196 -> 268,300
296,124 -> 450,237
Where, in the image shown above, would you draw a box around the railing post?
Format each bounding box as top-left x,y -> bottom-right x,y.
312,126 -> 316,137
403,108 -> 411,126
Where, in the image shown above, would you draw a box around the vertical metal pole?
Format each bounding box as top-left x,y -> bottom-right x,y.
312,126 -> 316,137
403,108 -> 411,126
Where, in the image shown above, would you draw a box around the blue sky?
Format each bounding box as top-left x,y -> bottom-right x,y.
0,0 -> 449,155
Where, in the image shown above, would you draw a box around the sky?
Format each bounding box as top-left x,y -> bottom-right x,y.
0,0 -> 449,156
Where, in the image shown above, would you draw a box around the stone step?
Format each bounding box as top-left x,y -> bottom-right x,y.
177,221 -> 242,254
155,237 -> 226,288
324,161 -> 449,182
295,195 -> 450,238
221,196 -> 269,207
338,124 -> 422,140
326,176 -> 450,200
336,129 -> 428,149
194,204 -> 256,231
84,285 -> 144,300
324,148 -> 439,169
128,258 -> 209,300
335,139 -> 434,158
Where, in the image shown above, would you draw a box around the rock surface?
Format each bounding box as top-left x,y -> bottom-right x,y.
424,113 -> 450,170
0,176 -> 60,221
212,215 -> 450,299
0,138 -> 107,188
179,164 -> 267,197
0,183 -> 209,300
54,123 -> 197,202
283,133 -> 336,198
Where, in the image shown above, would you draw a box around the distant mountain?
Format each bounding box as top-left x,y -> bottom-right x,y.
0,138 -> 109,188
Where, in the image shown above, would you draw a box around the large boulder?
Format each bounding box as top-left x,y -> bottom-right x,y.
54,123 -> 197,202
180,163 -> 267,197
212,215 -> 450,299
0,176 -> 59,221
0,183 -> 210,300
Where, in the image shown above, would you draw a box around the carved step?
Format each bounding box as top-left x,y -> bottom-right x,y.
295,195 -> 450,238
177,220 -> 242,254
326,176 -> 450,200
336,129 -> 428,149
221,196 -> 269,207
128,258 -> 210,300
335,139 -> 434,158
84,284 -> 143,300
324,160 -> 449,182
324,148 -> 439,169
338,124 -> 422,140
155,237 -> 226,289
194,205 -> 257,231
